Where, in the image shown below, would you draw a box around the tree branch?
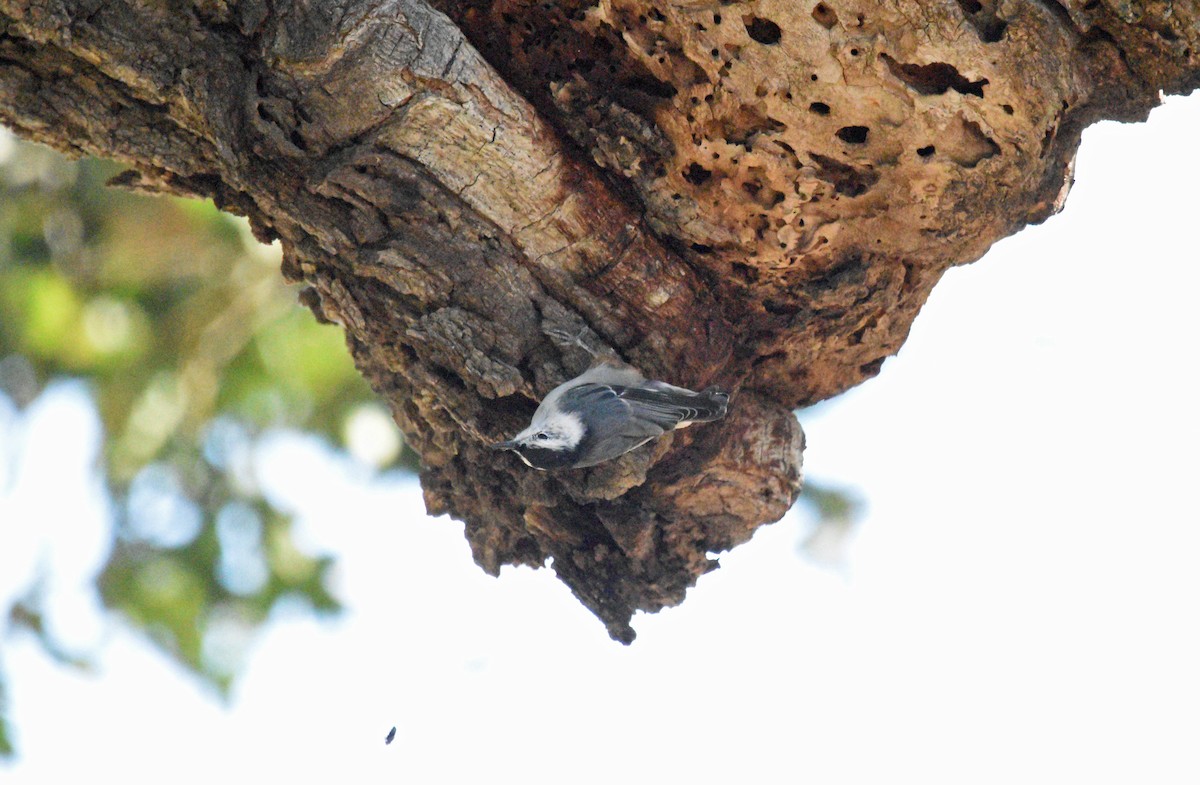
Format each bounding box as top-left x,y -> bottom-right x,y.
2,0 -> 1194,639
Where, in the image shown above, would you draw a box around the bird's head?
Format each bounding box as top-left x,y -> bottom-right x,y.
490,413 -> 585,470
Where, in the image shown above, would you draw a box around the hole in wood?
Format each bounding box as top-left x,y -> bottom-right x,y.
811,2 -> 838,28
836,125 -> 869,144
682,162 -> 713,185
743,16 -> 783,44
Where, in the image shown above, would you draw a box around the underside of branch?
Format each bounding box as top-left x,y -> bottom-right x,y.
2,0 -> 1195,640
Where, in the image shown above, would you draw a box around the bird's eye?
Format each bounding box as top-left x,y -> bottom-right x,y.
536,432 -> 550,441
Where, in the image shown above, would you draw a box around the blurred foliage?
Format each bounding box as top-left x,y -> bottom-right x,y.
0,130 -> 858,760
0,677 -> 10,758
0,129 -> 419,757
794,477 -> 864,567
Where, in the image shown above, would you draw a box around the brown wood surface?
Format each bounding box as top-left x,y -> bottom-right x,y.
2,0 -> 1194,640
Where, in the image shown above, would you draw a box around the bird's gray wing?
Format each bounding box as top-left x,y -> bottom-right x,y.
558,382 -> 728,467
549,384 -> 661,465
560,383 -> 715,433
558,384 -> 668,434
615,385 -> 728,426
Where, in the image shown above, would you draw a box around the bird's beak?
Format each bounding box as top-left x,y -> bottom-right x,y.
490,439 -> 518,452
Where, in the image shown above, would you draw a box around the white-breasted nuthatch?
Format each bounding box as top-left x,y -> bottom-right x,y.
491,332 -> 729,470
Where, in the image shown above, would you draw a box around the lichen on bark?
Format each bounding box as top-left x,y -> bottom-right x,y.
2,0 -> 1196,640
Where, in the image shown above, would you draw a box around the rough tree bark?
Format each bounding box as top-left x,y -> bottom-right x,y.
1,0 -> 1195,641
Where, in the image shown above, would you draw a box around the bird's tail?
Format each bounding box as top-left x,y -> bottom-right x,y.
690,387 -> 730,422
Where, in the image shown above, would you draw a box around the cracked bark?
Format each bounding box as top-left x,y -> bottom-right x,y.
1,0 -> 1196,641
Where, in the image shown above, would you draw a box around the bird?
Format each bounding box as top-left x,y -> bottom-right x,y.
490,330 -> 729,470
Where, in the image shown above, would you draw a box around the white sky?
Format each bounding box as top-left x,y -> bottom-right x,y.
2,93 -> 1199,784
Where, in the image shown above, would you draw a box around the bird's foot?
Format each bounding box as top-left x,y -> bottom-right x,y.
545,326 -> 599,357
